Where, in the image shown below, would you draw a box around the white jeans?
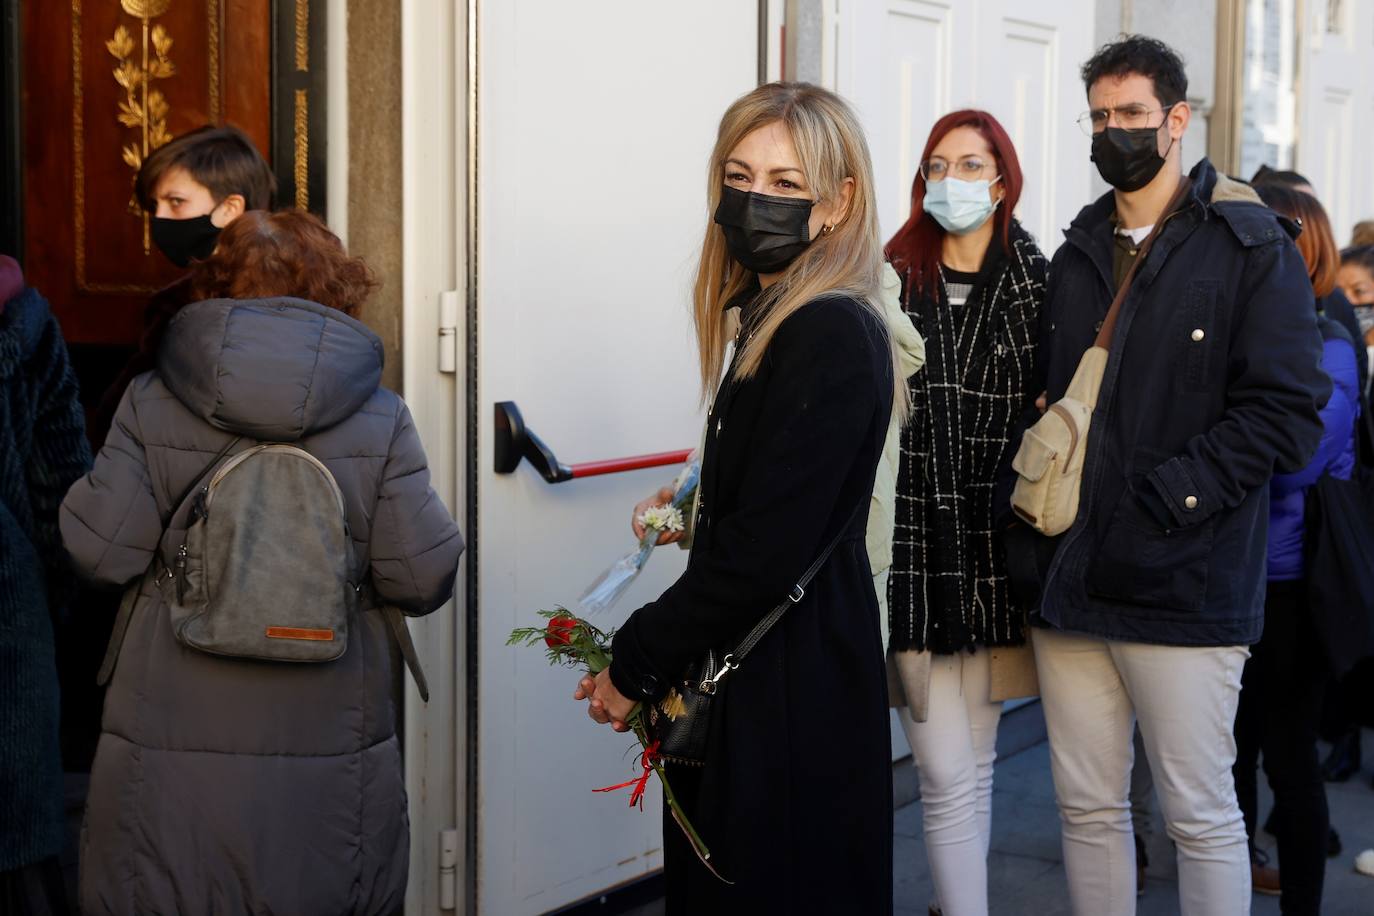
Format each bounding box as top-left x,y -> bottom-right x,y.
1032,627 -> 1251,916
899,650 -> 1002,916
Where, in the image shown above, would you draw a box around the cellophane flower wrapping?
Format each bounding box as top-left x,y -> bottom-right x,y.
577,460 -> 700,615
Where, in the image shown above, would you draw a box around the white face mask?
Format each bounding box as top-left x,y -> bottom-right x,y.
922,176 -> 1002,235
1366,346 -> 1374,378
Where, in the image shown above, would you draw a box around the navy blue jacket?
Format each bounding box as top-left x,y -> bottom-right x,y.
1027,159 -> 1329,646
0,284 -> 91,870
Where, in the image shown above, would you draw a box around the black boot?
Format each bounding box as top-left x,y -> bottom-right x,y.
1269,807 -> 1343,857
1321,729 -> 1362,782
1135,833 -> 1149,897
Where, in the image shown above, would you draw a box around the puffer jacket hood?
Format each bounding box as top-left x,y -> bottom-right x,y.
158,297 -> 383,441
878,262 -> 926,379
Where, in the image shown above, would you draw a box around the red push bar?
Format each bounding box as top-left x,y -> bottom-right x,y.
569,449 -> 695,480
494,401 -> 693,484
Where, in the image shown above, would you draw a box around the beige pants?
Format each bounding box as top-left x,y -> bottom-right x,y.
1033,627 -> 1250,916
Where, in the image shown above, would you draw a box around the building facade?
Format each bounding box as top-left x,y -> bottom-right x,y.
4,1 -> 1372,914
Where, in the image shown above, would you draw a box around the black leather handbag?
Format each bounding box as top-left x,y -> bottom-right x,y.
646,509 -> 859,766
1306,467 -> 1374,678
1305,317 -> 1374,678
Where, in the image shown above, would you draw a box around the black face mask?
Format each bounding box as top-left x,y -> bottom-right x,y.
714,185 -> 815,274
1091,117 -> 1174,192
151,213 -> 222,268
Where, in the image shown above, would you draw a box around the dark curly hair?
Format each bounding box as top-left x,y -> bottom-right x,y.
1081,35 -> 1188,107
190,210 -> 377,316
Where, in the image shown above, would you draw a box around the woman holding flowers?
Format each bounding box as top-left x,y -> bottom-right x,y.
884,110 -> 1046,916
575,81 -> 907,914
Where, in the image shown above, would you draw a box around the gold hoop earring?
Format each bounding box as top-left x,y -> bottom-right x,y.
821,224 -> 835,237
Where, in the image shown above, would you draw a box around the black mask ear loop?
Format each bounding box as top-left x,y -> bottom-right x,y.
1156,103 -> 1180,163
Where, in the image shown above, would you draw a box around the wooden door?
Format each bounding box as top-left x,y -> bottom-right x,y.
21,0 -> 272,347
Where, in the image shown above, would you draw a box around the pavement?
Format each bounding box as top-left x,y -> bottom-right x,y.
616,702 -> 1374,915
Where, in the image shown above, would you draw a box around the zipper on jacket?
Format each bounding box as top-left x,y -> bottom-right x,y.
174,544 -> 189,604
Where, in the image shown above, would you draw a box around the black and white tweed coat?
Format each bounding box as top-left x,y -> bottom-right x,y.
889,220 -> 1048,654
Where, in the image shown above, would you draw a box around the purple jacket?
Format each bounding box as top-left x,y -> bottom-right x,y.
1268,326 -> 1360,581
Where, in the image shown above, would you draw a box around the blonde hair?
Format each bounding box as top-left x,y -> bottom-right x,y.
691,82 -> 910,422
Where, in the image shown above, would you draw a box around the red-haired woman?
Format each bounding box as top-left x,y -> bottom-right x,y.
60,210 -> 463,916
885,110 -> 1046,916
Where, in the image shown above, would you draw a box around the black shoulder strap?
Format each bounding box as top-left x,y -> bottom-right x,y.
96,436 -> 243,686
727,503 -> 863,665
1096,178 -> 1192,348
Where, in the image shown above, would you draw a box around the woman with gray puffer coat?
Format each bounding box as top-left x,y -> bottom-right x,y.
59,210 -> 463,916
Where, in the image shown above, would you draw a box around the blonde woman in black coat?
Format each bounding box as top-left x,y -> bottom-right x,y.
576,82 -> 909,915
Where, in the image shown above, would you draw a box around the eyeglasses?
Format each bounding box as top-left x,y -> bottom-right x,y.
1076,103 -> 1175,136
920,156 -> 994,182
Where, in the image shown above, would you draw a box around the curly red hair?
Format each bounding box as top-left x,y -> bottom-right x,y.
190,209 -> 376,316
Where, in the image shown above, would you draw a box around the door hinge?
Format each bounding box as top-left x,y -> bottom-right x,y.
439,290 -> 461,375
439,827 -> 459,910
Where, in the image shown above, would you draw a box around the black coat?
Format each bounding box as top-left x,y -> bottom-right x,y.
1014,159 -> 1329,647
890,221 -> 1046,653
612,294 -> 894,914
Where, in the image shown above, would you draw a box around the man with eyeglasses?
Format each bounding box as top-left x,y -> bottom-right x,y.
1007,34 -> 1330,915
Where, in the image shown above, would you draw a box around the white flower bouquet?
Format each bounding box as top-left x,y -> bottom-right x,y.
578,461 -> 700,615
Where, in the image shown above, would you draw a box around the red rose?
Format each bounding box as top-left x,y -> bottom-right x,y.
544,615 -> 578,649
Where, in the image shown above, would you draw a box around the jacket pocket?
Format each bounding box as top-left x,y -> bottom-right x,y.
1085,485 -> 1213,612
1175,279 -> 1221,393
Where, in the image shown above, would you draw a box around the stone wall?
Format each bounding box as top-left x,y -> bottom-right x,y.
346,0 -> 404,394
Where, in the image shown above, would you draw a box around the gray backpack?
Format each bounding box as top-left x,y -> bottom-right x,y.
99,438 -> 430,699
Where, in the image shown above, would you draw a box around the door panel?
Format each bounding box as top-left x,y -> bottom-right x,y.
838,0 -> 1093,250
21,0 -> 271,346
1297,2 -> 1374,243
476,3 -> 756,912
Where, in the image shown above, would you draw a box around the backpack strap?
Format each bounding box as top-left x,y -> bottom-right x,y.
96,564 -> 160,686
96,436 -> 244,686
382,606 -> 431,702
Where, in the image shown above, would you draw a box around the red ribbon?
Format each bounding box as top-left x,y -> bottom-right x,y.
593,740 -> 661,810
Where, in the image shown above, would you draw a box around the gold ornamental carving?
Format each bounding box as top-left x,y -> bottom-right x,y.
108,0 -> 177,254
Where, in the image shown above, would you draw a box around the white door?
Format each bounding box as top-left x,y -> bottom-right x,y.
1296,0 -> 1374,244
834,0 -> 1096,252
475,4 -> 758,913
